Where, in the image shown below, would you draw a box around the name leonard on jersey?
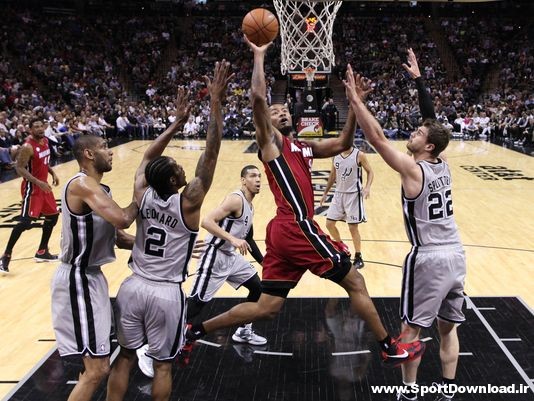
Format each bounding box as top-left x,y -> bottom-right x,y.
140,207 -> 179,229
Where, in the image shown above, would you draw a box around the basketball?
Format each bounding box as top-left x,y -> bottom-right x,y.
242,8 -> 279,46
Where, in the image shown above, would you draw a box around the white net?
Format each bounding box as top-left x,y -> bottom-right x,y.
273,0 -> 342,75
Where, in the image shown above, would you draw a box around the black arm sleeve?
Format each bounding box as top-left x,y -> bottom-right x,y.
245,225 -> 264,265
414,77 -> 436,120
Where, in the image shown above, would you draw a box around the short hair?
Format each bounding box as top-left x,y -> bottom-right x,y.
73,135 -> 103,163
423,119 -> 450,157
29,118 -> 42,128
240,165 -> 259,178
145,156 -> 177,198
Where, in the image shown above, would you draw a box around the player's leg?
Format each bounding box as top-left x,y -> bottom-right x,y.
232,272 -> 267,345
348,223 -> 364,268
199,292 -> 286,335
68,355 -> 110,401
435,319 -> 459,400
398,323 -> 423,400
35,212 -> 59,261
325,218 -> 341,242
1,217 -> 33,272
152,360 -> 172,401
106,347 -> 137,401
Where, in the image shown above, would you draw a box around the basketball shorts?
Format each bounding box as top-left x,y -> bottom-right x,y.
400,244 -> 466,327
51,263 -> 112,357
20,182 -> 58,218
326,191 -> 366,224
114,274 -> 186,361
190,247 -> 257,302
262,218 -> 351,291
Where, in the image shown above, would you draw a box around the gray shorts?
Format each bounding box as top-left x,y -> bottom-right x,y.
51,263 -> 112,357
190,246 -> 257,302
326,191 -> 366,224
114,274 -> 187,361
400,245 -> 466,327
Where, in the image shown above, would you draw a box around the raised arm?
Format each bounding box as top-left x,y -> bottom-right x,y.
344,65 -> 420,180
71,176 -> 138,229
402,48 -> 436,120
309,108 -> 356,159
201,193 -> 251,256
134,88 -> 191,202
244,36 -> 280,162
182,60 -> 233,226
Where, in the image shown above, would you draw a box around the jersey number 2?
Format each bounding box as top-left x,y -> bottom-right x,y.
145,227 -> 166,257
428,190 -> 453,220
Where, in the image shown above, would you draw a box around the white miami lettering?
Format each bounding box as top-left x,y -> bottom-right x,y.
38,149 -> 51,159
290,142 -> 313,158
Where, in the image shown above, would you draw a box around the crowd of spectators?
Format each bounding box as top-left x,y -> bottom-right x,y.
1,2 -> 533,175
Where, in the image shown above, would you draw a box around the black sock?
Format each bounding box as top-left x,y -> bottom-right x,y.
442,377 -> 455,397
378,335 -> 392,352
189,323 -> 206,340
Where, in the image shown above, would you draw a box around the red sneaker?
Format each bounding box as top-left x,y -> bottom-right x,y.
381,336 -> 426,367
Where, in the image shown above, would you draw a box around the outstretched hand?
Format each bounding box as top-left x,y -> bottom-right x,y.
343,64 -> 374,103
174,87 -> 191,125
402,47 -> 421,79
243,34 -> 273,56
204,60 -> 235,101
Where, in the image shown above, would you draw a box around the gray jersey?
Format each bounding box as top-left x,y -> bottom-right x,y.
402,159 -> 461,247
333,148 -> 362,193
204,190 -> 253,254
130,187 -> 198,283
59,173 -> 116,269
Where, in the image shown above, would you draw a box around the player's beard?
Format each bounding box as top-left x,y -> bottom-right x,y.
279,126 -> 292,137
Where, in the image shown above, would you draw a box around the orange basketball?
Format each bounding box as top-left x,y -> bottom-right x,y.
242,8 -> 279,46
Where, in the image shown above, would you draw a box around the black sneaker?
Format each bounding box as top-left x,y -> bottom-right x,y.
34,250 -> 59,263
353,255 -> 364,269
0,254 -> 11,274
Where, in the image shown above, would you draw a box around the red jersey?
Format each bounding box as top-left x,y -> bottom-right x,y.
264,135 -> 315,220
24,136 -> 51,183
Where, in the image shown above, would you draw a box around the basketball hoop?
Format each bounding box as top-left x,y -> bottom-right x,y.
273,0 -> 343,75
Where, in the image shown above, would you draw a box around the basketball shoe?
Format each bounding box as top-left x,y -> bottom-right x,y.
34,249 -> 58,262
0,253 -> 10,273
353,253 -> 364,269
381,335 -> 425,367
232,323 -> 267,345
136,344 -> 154,378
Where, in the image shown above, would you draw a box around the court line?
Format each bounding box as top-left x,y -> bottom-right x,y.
477,307 -> 496,311
517,297 -> 534,316
466,296 -> 534,394
458,352 -> 473,356
500,338 -> 523,342
197,339 -> 222,348
254,350 -> 293,357
332,350 -> 371,356
0,346 -> 56,401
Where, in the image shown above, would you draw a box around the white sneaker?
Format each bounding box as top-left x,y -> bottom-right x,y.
231,323 -> 267,346
136,344 -> 154,378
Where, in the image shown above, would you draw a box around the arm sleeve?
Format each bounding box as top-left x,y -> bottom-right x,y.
414,77 -> 436,120
245,225 -> 264,265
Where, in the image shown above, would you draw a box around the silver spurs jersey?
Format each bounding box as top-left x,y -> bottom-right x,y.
334,148 -> 362,193
130,187 -> 198,283
402,159 -> 461,247
204,190 -> 253,254
59,173 -> 117,269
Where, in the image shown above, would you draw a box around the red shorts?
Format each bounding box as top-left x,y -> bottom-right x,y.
262,218 -> 350,290
20,182 -> 58,218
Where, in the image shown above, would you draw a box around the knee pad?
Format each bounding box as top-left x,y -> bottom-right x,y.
43,214 -> 59,227
18,217 -> 33,231
322,254 -> 352,284
186,295 -> 207,322
243,274 -> 262,302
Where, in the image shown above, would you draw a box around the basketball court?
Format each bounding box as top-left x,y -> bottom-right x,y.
0,138 -> 533,400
